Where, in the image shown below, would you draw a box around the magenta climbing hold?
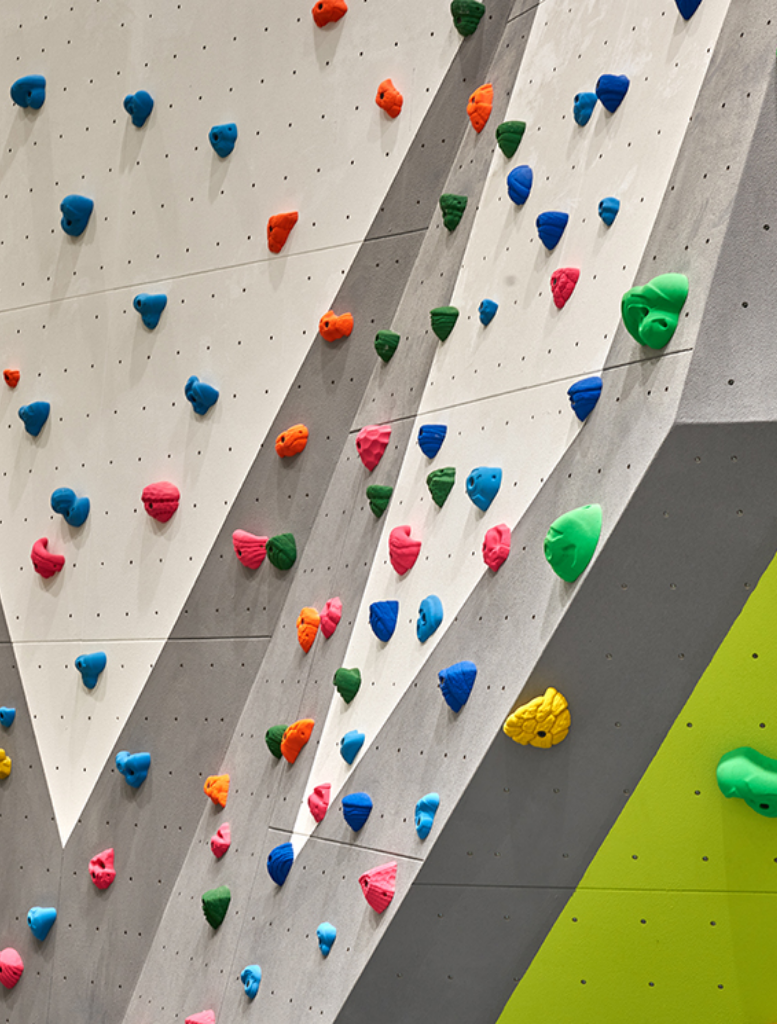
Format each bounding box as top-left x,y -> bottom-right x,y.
0,949 -> 23,990
359,861 -> 397,913
185,1013 -> 216,1024
142,482 -> 180,523
483,523 -> 511,572
232,530 -> 268,569
89,848 -> 116,890
389,525 -> 421,575
31,537 -> 64,579
308,782 -> 331,822
550,267 -> 580,309
210,823 -> 231,859
356,424 -> 391,471
320,597 -> 342,638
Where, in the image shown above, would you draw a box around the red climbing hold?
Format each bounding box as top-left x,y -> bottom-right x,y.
319,311 -> 354,342
359,861 -> 397,913
232,530 -> 268,569
355,424 -> 391,472
550,267 -> 580,309
320,597 -> 342,638
210,823 -> 231,859
388,525 -> 421,576
89,848 -> 116,890
0,949 -> 24,990
311,0 -> 347,27
267,211 -> 299,254
3,369 -> 19,388
308,782 -> 331,822
375,79 -> 403,119
483,523 -> 511,572
31,537 -> 64,579
142,481 -> 180,523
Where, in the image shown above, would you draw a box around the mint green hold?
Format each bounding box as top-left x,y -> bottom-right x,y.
717,747 -> 777,818
427,467 -> 456,508
366,484 -> 393,518
439,193 -> 468,232
544,504 -> 602,582
267,533 -> 296,570
375,330 -> 400,363
334,667 -> 362,704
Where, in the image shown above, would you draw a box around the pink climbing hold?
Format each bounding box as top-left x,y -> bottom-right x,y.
550,267 -> 580,309
185,1013 -> 216,1024
388,525 -> 421,576
320,597 -> 342,639
210,823 -> 231,859
355,424 -> 391,472
0,949 -> 23,990
482,523 -> 511,572
232,530 -> 268,570
308,782 -> 331,822
31,537 -> 65,579
141,481 -> 180,523
359,861 -> 397,913
89,848 -> 116,890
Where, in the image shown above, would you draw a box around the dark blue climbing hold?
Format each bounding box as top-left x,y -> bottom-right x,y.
267,841 -> 294,886
465,467 -> 502,511
573,91 -> 597,126
11,75 -> 46,110
133,293 -> 167,330
415,792 -> 440,840
369,600 -> 399,642
209,123 -> 237,157
479,299 -> 498,326
598,197 -> 620,227
184,376 -> 219,416
596,75 -> 630,114
123,89 -> 154,127
50,488 -> 90,528
241,965 -> 262,999
27,907 -> 57,941
418,424 -> 447,459
536,211 -> 569,251
115,750 -> 151,789
75,652 -> 107,691
675,0 -> 703,17
18,401 -> 50,437
567,376 -> 602,422
417,595 -> 443,643
342,792 -> 373,831
438,660 -> 478,713
60,194 -> 93,237
0,707 -> 15,728
506,165 -> 533,206
340,729 -> 365,765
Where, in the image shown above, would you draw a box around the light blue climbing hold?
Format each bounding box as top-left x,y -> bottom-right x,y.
123,89 -> 154,127
675,0 -> 703,17
317,922 -> 337,957
573,91 -> 597,126
418,424 -> 447,459
417,595 -> 443,643
60,194 -> 93,237
75,651 -> 107,691
478,299 -> 498,326
415,792 -> 440,840
567,376 -> 603,422
536,211 -> 569,251
596,74 -> 630,114
0,707 -> 16,728
115,750 -> 151,789
340,729 -> 365,765
506,165 -> 533,206
267,841 -> 294,886
465,467 -> 502,511
27,907 -> 57,941
209,123 -> 237,157
438,660 -> 478,713
241,965 -> 262,999
369,600 -> 399,642
598,196 -> 620,227
184,376 -> 219,416
11,74 -> 46,110
342,792 -> 373,831
50,488 -> 90,528
18,401 -> 50,437
133,293 -> 167,330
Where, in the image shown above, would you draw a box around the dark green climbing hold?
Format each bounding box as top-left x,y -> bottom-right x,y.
496,120 -> 526,158
202,885 -> 231,929
265,724 -> 288,759
544,504 -> 602,583
430,306 -> 459,341
427,467 -> 456,508
366,484 -> 393,518
375,330 -> 400,363
333,667 -> 362,704
450,0 -> 485,36
266,533 -> 297,571
439,193 -> 468,232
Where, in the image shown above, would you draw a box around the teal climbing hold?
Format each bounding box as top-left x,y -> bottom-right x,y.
573,91 -> 597,126
60,194 -> 93,237
11,75 -> 46,110
717,747 -> 777,817
115,751 -> 151,788
51,488 -> 90,528
27,907 -> 57,941
439,193 -> 468,231
185,376 -> 219,416
417,595 -> 443,643
340,730 -> 365,765
209,123 -> 238,157
544,504 -> 602,582
124,89 -> 154,127
415,792 -> 440,839
75,652 -> 107,690
598,196 -> 620,226
241,965 -> 262,999
466,467 -> 502,511
317,922 -> 337,957
133,293 -> 167,330
479,299 -> 498,325
0,708 -> 15,728
18,401 -> 50,437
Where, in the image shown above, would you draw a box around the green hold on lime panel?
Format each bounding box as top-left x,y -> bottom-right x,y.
717,747 -> 777,817
439,193 -> 468,231
266,533 -> 296,570
202,885 -> 231,929
450,0 -> 485,36
496,120 -> 526,158
333,667 -> 362,704
543,504 -> 602,582
427,467 -> 456,508
366,484 -> 393,518
265,724 -> 288,759
621,272 -> 689,350
430,306 -> 459,341
375,330 -> 400,363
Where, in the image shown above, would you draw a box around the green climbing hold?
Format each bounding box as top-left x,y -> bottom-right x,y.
265,724 -> 288,759
439,193 -> 468,232
202,885 -> 231,929
495,120 -> 526,158
427,467 -> 456,508
717,747 -> 777,818
366,484 -> 393,518
375,330 -> 400,363
621,273 -> 689,350
333,667 -> 362,704
430,306 -> 459,341
544,504 -> 602,583
266,533 -> 297,571
450,0 -> 485,36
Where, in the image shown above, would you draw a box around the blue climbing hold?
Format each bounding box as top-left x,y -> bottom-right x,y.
18,401 -> 50,437
418,424 -> 447,459
479,299 -> 498,326
123,89 -> 154,127
369,600 -> 399,642
133,293 -> 167,330
0,707 -> 15,728
11,74 -> 46,110
568,376 -> 603,422
573,91 -> 597,126
184,376 -> 220,416
675,0 -> 703,17
115,750 -> 151,789
415,792 -> 440,840
465,467 -> 502,511
209,123 -> 238,157
27,907 -> 57,941
438,660 -> 478,713
340,729 -> 365,765
75,652 -> 107,691
50,488 -> 90,528
506,165 -> 533,206
598,196 -> 620,227
536,211 -> 569,251
317,922 -> 337,957
267,841 -> 294,886
417,595 -> 443,643
60,194 -> 93,237
596,74 -> 630,114
342,792 -> 373,831
240,965 -> 262,999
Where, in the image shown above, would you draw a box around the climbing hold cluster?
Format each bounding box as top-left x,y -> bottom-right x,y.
503,687 -> 571,748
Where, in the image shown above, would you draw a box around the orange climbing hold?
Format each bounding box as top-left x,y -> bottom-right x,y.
297,607 -> 321,653
311,0 -> 348,27
375,79 -> 403,119
204,773 -> 230,808
3,370 -> 19,388
275,423 -> 309,458
267,211 -> 298,253
281,719 -> 315,764
319,311 -> 354,342
467,83 -> 493,133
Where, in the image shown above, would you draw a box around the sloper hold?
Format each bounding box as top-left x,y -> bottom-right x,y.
568,375 -> 603,421
438,660 -> 478,713
342,792 -> 373,831
573,91 -> 597,126
185,375 -> 219,416
27,907 -> 57,941
479,299 -> 498,325
717,747 -> 777,817
89,848 -> 116,889
418,423 -> 447,458
319,310 -> 354,342
186,1013 -> 216,1024
0,949 -> 23,990
267,211 -> 299,253
276,423 -> 309,457
0,707 -> 15,727
596,74 -> 630,114
621,272 -> 689,350
3,369 -> 20,388
430,306 -> 459,341
359,861 -> 397,913
204,773 -> 230,808
375,79 -> 403,119
133,293 -> 167,330
550,267 -> 580,309
374,330 -> 400,363
297,607 -> 320,652
51,487 -> 90,527
265,725 -> 288,759
450,0 -> 484,36
389,525 -> 421,575
19,400 -> 50,436
483,523 -> 511,571
467,83 -> 493,133
211,823 -> 231,858
320,597 -> 342,637
356,424 -> 391,471
202,884 -> 231,928
267,842 -> 294,886
241,965 -> 262,999
0,750 -> 11,779
334,667 -> 362,704
31,537 -> 64,578
537,211 -> 569,251
544,503 -> 602,582
439,193 -> 468,232
466,466 -> 502,511
675,0 -> 703,17
417,595 -> 443,643
598,196 -> 620,226
317,922 -> 337,957
504,687 -> 571,748
11,74 -> 46,109
266,533 -> 297,570
232,530 -> 267,569
115,750 -> 150,788
142,481 -> 180,522
60,194 -> 93,237
415,792 -> 440,839
312,0 -> 348,27
369,600 -> 399,641
506,165 -> 533,206
495,120 -> 526,158
123,89 -> 154,127
308,783 -> 331,822
366,484 -> 393,517
427,467 -> 456,508
340,729 -> 365,765
209,123 -> 237,157
281,719 -> 315,764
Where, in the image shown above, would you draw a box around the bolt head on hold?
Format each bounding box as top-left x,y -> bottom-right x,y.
621,272 -> 689,350
312,0 -> 348,27
479,299 -> 498,325
89,848 -> 116,890
11,74 -> 46,110
388,524 -> 421,575
415,792 -> 440,840
466,467 -> 502,511
573,91 -> 597,126
142,481 -> 180,522
495,120 -> 526,158
438,660 -> 478,713
18,400 -> 50,436
717,747 -> 777,817
506,165 -> 533,206
275,423 -> 309,458
27,907 -> 57,941
133,292 -> 167,330
359,861 -> 397,913
0,707 -> 16,728
598,196 -> 620,226
504,687 -> 571,748
75,651 -> 107,690
342,792 -> 373,832
123,89 -> 154,127
0,949 -> 23,990
595,74 -> 630,114
369,600 -> 399,642
232,529 -> 268,569
308,782 -> 331,822
317,922 -> 337,957
375,79 -> 403,119
482,523 -> 511,572
240,965 -> 262,999
567,376 -> 603,422
115,750 -> 151,788
467,83 -> 493,133
31,537 -> 64,579
60,194 -> 93,237
267,842 -> 294,886
208,122 -> 237,157
417,595 -> 443,643
450,0 -> 485,37
417,423 -> 447,459
544,504 -> 602,582
340,729 -> 365,765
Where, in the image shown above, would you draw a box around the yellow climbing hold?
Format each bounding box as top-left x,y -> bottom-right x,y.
0,749 -> 11,778
503,687 -> 570,749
